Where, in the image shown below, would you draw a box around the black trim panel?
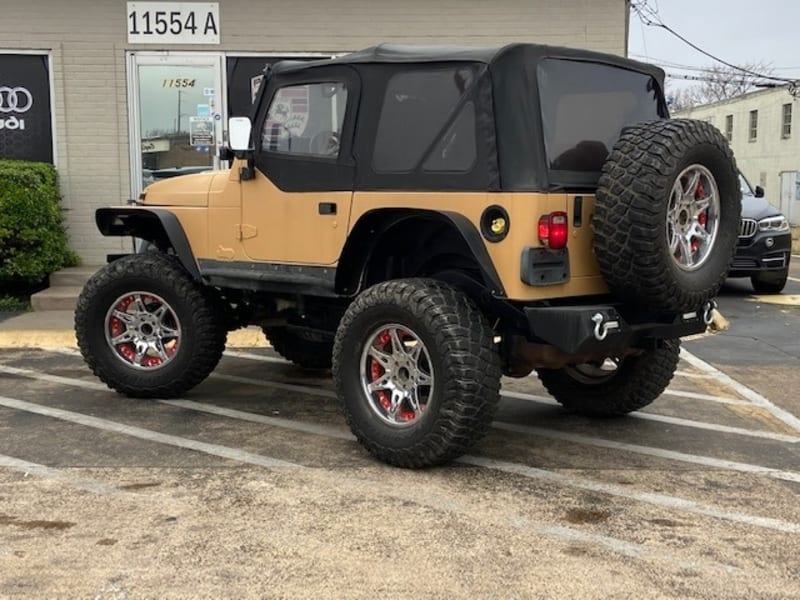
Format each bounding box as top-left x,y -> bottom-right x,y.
198,259 -> 338,297
96,207 -> 200,279
521,247 -> 570,286
335,208 -> 506,297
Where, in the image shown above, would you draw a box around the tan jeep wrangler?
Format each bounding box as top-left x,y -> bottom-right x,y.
76,43 -> 741,468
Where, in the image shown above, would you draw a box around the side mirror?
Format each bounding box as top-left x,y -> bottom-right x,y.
227,117 -> 255,180
755,185 -> 765,198
229,117 -> 253,153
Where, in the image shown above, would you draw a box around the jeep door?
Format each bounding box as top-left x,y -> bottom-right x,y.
239,66 -> 359,266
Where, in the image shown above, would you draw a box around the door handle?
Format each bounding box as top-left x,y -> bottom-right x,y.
318,202 -> 337,215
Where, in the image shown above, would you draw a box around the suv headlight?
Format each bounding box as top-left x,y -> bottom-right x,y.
758,215 -> 789,232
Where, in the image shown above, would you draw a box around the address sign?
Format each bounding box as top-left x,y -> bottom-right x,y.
127,2 -> 220,44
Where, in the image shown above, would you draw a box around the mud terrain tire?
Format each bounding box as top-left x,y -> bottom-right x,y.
75,254 -> 226,398
537,339 -> 680,417
594,119 -> 741,313
333,279 -> 502,468
263,327 -> 333,369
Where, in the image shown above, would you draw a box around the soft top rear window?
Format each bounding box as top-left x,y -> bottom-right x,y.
537,59 -> 662,175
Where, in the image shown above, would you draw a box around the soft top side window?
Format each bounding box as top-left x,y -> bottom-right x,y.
261,82 -> 348,158
372,67 -> 476,173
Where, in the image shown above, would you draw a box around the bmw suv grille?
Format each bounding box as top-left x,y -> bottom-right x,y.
738,219 -> 757,238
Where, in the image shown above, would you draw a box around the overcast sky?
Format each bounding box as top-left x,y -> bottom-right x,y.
627,0 -> 800,89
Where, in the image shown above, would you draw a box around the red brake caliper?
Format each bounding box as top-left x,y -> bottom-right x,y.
694,178 -> 707,253
141,296 -> 176,367
368,329 -> 417,421
370,329 -> 392,413
110,295 -> 137,362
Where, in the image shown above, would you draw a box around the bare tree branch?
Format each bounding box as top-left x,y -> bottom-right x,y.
666,62 -> 777,109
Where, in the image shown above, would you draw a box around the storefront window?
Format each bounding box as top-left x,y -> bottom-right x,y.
137,63 -> 218,187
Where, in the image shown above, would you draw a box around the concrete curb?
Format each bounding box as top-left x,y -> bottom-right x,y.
0,327 -> 268,350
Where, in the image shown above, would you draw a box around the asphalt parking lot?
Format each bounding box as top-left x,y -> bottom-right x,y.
1,264 -> 799,598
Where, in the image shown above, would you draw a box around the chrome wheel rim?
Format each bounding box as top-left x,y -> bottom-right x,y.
359,324 -> 434,427
667,164 -> 721,271
104,292 -> 181,370
565,358 -> 620,385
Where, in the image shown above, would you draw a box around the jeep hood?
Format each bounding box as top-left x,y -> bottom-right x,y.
141,171 -> 224,206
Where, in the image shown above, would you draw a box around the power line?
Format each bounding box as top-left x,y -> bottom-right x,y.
630,1 -> 796,84
630,53 -> 800,76
665,72 -> 782,88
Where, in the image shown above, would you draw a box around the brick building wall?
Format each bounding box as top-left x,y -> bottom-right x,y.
0,0 -> 630,264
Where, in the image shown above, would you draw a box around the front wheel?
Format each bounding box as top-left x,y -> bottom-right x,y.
75,254 -> 227,398
333,279 -> 502,468
537,340 -> 681,417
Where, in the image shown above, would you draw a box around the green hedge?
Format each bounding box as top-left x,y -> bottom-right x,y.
0,160 -> 78,290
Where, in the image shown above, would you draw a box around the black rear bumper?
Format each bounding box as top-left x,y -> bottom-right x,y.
523,303 -> 713,354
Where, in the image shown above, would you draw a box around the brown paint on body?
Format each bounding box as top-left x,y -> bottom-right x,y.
141,164 -> 607,301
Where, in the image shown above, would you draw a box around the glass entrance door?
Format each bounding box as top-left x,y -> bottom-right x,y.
128,53 -> 225,197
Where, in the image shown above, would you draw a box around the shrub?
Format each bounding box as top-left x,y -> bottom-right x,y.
0,160 -> 78,291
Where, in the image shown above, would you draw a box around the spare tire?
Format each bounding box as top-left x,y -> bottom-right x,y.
593,119 -> 741,313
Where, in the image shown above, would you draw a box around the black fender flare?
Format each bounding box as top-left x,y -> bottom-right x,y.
335,208 -> 505,297
95,207 -> 200,280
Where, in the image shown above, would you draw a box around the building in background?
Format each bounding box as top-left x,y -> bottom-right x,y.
674,87 -> 800,225
0,0 -> 631,264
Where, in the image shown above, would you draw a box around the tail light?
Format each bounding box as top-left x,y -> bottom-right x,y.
538,211 -> 568,249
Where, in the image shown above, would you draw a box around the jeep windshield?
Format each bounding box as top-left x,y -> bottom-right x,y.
537,58 -> 664,185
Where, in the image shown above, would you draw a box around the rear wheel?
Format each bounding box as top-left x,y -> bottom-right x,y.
75,254 -> 226,398
333,279 -> 502,468
751,268 -> 788,294
263,326 -> 333,369
537,340 -> 680,417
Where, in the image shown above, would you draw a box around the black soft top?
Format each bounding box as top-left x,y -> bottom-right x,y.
262,44 -> 667,192
273,42 -> 664,84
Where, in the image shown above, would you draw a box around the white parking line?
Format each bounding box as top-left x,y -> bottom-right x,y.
502,390 -> 800,444
0,453 -> 123,496
0,400 -> 741,574
162,399 -> 800,533
148,400 -> 800,534
217,372 -> 797,444
0,365 -> 800,464
224,350 -> 286,364
510,518 -> 736,573
163,399 -> 352,440
674,370 -> 715,380
460,456 -> 800,534
662,388 -> 748,405
0,395 -> 300,470
788,276 -> 800,283
223,347 -> 751,406
523,385 -> 744,406
1,368 -> 798,535
213,372 -> 336,399
680,348 -> 800,434
48,347 -> 755,407
492,422 -> 800,483
0,363 -> 107,391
